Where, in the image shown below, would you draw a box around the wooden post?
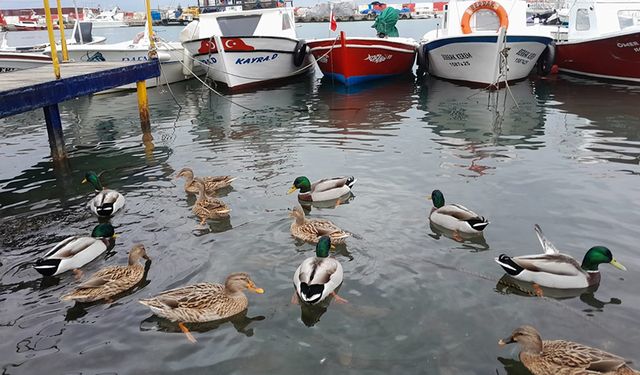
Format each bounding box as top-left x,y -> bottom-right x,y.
43,0 -> 60,79
137,80 -> 151,131
56,0 -> 69,61
43,104 -> 67,160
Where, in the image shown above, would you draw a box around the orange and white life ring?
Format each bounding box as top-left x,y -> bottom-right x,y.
460,0 -> 509,34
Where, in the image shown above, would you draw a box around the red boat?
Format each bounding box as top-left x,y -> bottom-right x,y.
306,31 -> 417,85
551,0 -> 640,83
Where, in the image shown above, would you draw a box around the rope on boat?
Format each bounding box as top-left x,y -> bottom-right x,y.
156,39 -> 254,111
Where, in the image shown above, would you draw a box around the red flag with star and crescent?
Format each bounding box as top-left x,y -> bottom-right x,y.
330,7 -> 337,31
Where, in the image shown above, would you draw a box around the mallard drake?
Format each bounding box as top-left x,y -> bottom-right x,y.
495,224 -> 626,289
61,244 -> 150,303
287,176 -> 356,202
34,223 -> 116,277
289,206 -> 350,245
293,236 -> 347,304
499,325 -> 639,375
139,272 -> 263,342
176,167 -> 235,195
428,189 -> 489,235
192,178 -> 231,225
82,171 -> 125,217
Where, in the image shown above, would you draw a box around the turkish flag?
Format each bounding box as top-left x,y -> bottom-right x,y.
198,40 -> 217,54
330,9 -> 337,31
222,38 -> 255,51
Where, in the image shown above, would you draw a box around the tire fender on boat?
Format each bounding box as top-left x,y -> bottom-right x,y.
536,42 -> 556,76
461,1 -> 509,34
293,40 -> 308,67
416,46 -> 428,78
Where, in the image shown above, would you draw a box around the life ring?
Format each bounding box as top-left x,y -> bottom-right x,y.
416,45 -> 428,78
536,42 -> 555,76
460,0 -> 509,34
293,40 -> 308,67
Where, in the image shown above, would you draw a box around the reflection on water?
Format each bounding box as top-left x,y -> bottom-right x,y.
1,57 -> 640,373
428,221 -> 490,251
140,311 -> 266,338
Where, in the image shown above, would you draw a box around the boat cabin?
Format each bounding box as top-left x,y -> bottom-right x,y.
437,0 -> 531,36
566,0 -> 640,39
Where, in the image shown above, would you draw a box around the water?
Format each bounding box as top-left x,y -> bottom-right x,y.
1,21 -> 640,375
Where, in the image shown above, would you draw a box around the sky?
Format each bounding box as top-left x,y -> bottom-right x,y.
0,0 -> 349,11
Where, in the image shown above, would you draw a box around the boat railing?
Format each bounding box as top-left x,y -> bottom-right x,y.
200,0 -> 294,13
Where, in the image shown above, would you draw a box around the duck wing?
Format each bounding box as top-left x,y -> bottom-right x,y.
510,253 -> 583,276
312,219 -> 350,238
543,340 -> 629,372
144,283 -> 225,310
56,237 -> 100,258
437,204 -> 483,221
534,224 -> 560,255
311,177 -> 355,193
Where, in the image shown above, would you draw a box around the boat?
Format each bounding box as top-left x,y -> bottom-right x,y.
64,27 -> 203,92
0,22 -> 106,73
180,0 -> 312,91
83,7 -> 128,28
4,19 -> 46,31
307,31 -> 418,86
418,0 -> 554,86
550,0 -> 640,83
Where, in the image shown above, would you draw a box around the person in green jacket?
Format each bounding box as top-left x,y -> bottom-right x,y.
371,3 -> 399,38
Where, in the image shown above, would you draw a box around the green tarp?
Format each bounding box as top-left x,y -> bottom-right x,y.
372,7 -> 399,37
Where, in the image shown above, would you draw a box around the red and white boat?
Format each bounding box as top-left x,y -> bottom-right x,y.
181,3 -> 311,91
550,0 -> 640,83
307,31 -> 418,85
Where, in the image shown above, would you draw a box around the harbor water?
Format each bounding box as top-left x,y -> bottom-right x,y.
1,20 -> 640,374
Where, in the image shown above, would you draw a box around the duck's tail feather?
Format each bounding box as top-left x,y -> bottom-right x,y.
495,254 -> 524,276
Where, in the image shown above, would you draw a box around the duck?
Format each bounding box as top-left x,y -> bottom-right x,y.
293,236 -> 347,305
139,272 -> 263,343
82,171 -> 125,217
192,178 -> 231,225
289,206 -> 350,245
428,189 -> 489,235
498,325 -> 640,375
287,176 -> 356,202
34,223 -> 116,277
495,224 -> 626,289
61,244 -> 150,303
175,167 -> 235,195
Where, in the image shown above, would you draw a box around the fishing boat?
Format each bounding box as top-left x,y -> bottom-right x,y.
418,0 -> 554,86
180,0 -> 311,91
83,7 -> 128,28
306,31 -> 418,85
550,0 -> 640,83
0,22 -> 106,73
64,28 -> 203,92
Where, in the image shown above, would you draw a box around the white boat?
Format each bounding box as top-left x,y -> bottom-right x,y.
180,2 -> 311,91
84,7 -> 128,28
418,0 -> 554,86
539,0 -> 640,83
0,22 -> 106,73
64,28 -> 204,92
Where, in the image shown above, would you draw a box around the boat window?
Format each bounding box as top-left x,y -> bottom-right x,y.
473,9 -> 500,31
218,15 -> 261,36
282,13 -> 292,30
575,8 -> 590,31
617,10 -> 640,29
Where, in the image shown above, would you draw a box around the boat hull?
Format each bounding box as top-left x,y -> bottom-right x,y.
0,52 -> 51,72
423,35 -> 552,85
555,30 -> 640,83
64,43 -> 202,91
183,36 -> 311,90
307,35 -> 417,86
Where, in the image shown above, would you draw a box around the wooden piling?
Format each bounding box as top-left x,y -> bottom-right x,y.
43,104 -> 67,160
